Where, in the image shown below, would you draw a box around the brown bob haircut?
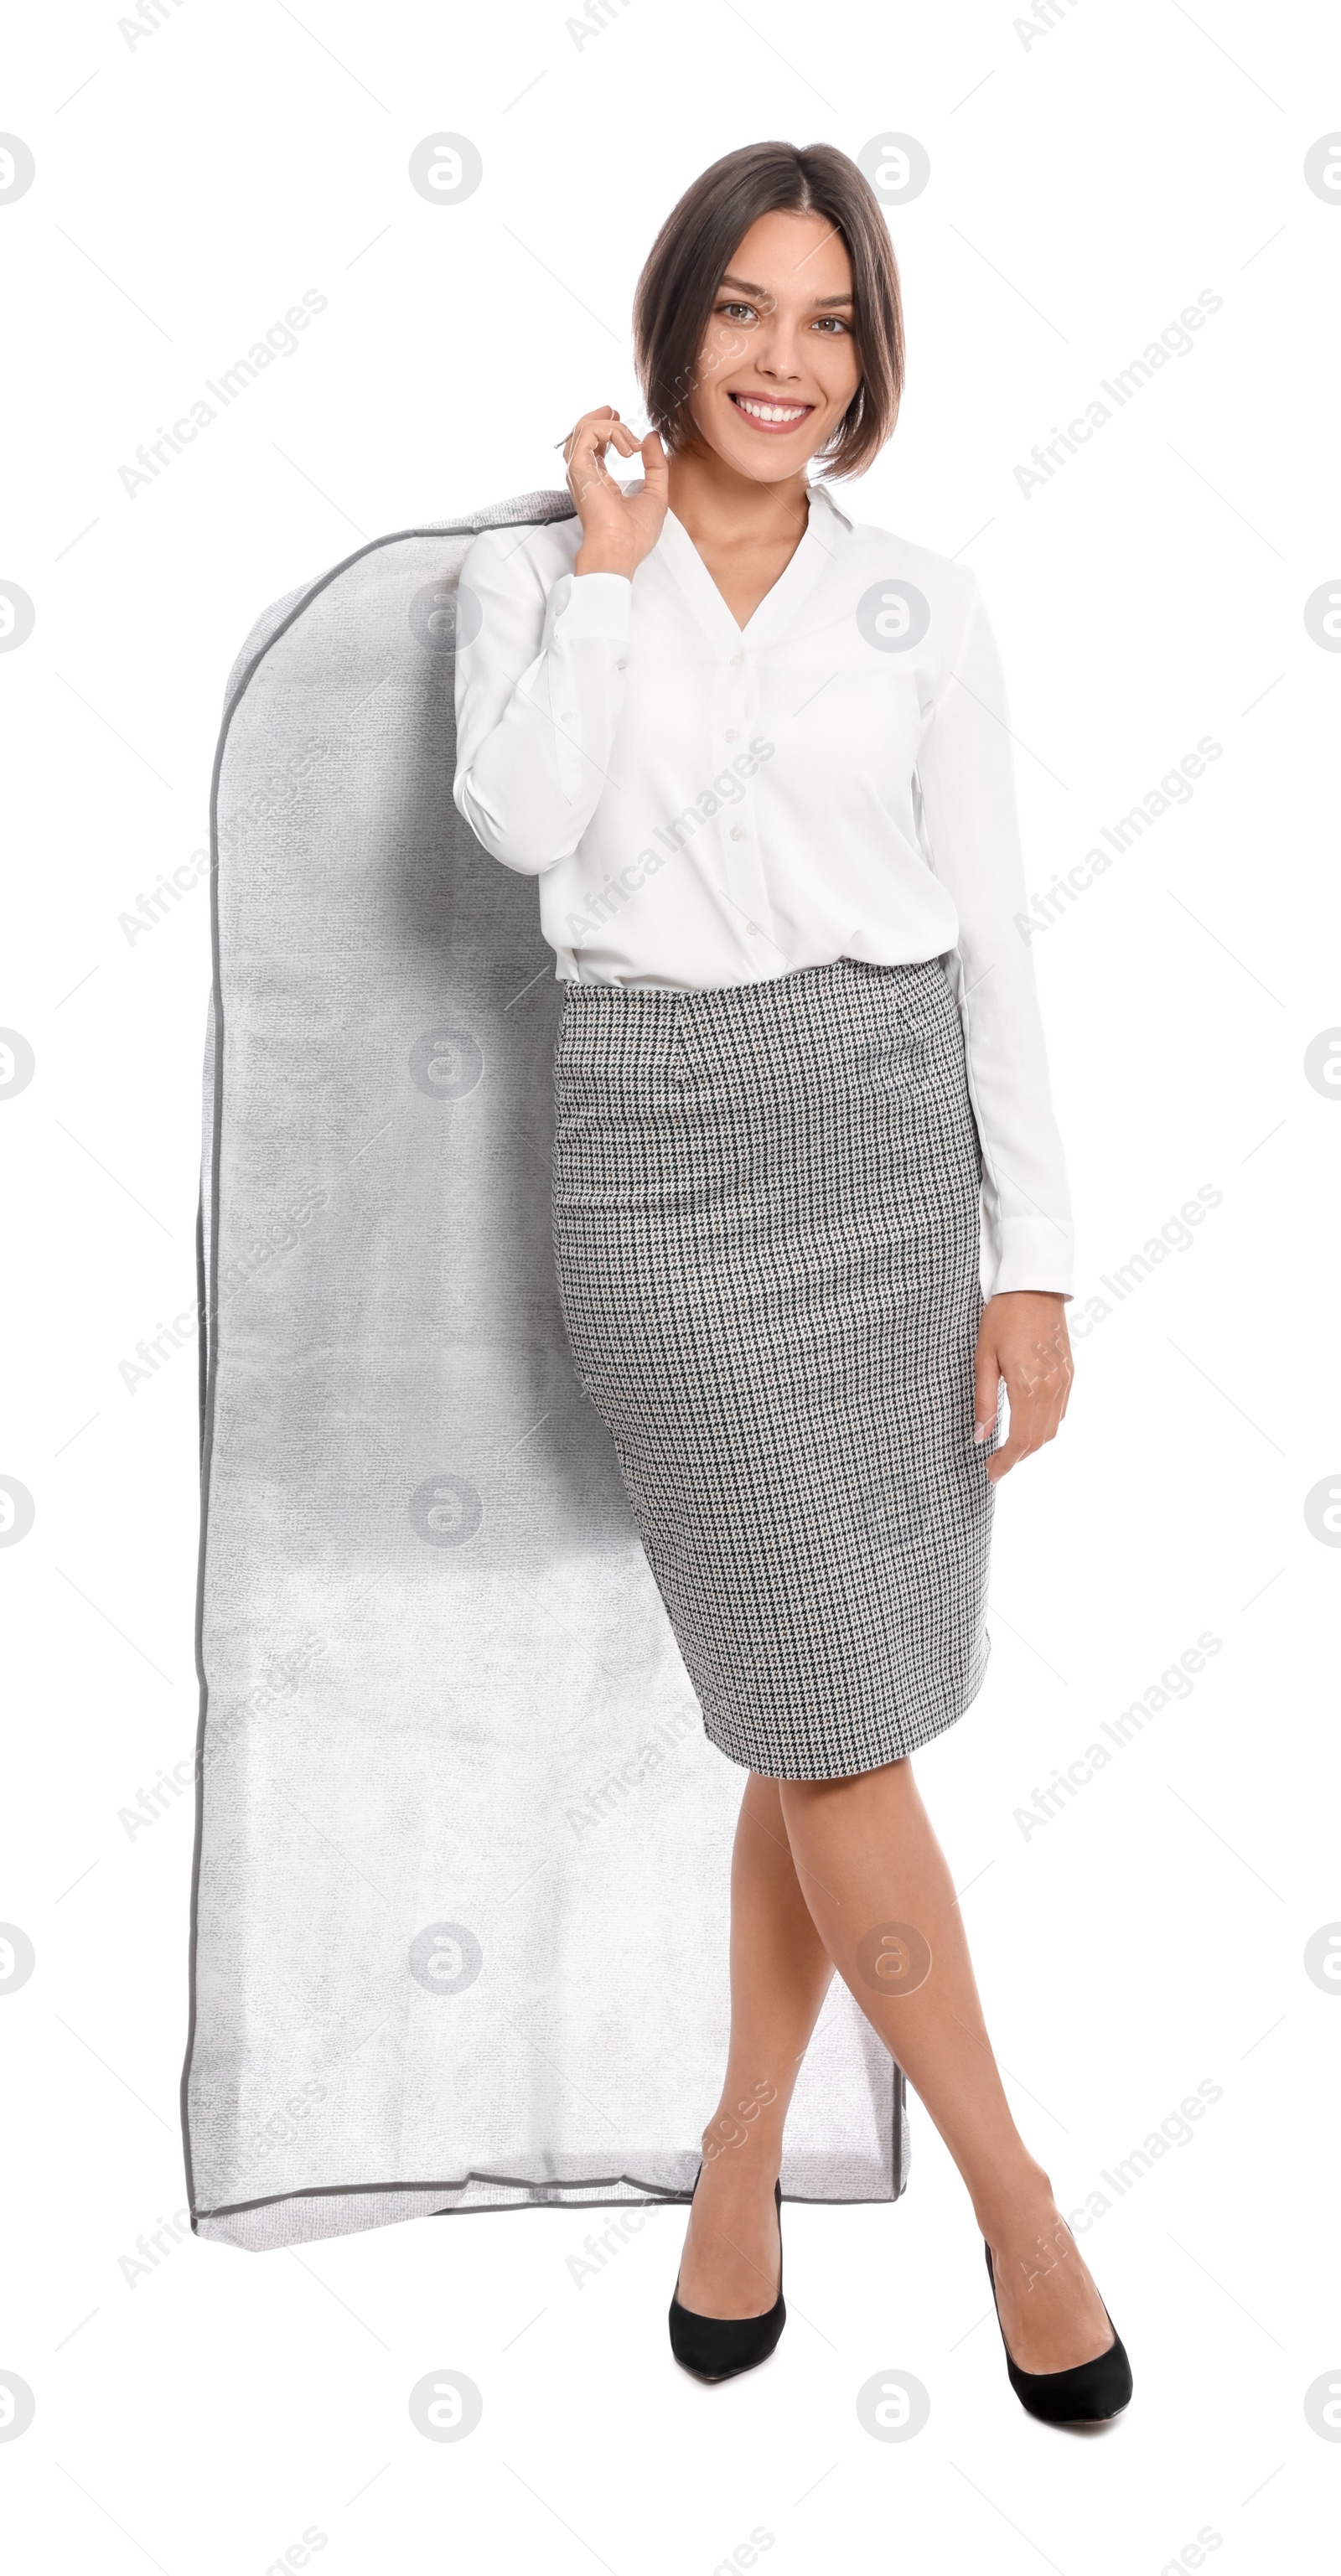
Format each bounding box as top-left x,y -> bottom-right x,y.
632,141 -> 904,482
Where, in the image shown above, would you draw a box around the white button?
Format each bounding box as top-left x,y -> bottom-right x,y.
729,825 -> 745,841
616,659 -> 628,672
730,651 -> 743,666
724,728 -> 740,743
561,711 -> 574,724
745,921 -> 759,935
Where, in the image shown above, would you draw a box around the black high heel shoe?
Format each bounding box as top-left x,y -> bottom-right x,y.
668,2163 -> 786,2382
985,2240 -> 1133,2423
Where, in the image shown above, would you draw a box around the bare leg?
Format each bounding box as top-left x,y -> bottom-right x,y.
675,1770 -> 835,2317
776,1756 -> 1114,2372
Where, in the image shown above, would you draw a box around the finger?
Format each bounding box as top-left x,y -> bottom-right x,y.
986,1381 -> 1064,1482
1013,1366 -> 1069,1447
564,437 -> 640,500
987,1393 -> 1038,1481
566,416 -> 635,453
563,411 -> 639,466
972,1336 -> 1001,1446
639,427 -> 670,491
555,406 -> 616,452
986,1424 -> 1033,1484
562,406 -> 619,441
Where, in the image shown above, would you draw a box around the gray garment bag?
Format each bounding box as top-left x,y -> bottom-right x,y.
183,489 -> 909,2251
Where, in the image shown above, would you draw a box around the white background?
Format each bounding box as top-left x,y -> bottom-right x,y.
3,2 -> 1339,2570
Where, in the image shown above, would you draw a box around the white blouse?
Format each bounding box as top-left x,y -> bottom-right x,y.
453,481 -> 1074,1300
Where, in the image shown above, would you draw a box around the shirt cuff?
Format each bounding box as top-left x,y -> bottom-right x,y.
985,1219 -> 1074,1301
551,571 -> 632,644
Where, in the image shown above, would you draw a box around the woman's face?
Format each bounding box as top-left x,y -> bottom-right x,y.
686,208 -> 862,483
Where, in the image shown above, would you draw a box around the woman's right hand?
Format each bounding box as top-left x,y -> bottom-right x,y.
561,406 -> 669,581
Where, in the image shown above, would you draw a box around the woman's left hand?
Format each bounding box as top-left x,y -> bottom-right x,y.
973,1291 -> 1073,1485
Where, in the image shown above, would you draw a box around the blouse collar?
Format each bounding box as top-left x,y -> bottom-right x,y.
653,477 -> 852,652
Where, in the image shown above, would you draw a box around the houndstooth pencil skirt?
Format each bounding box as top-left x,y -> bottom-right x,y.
550,956 -> 995,1781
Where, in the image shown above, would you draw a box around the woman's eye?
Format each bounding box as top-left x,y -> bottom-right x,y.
717,301 -> 756,323
814,315 -> 851,334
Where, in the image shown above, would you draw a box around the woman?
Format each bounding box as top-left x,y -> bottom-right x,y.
453,139 -> 1131,2422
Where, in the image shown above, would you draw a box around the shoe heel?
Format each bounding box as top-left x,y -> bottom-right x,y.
668,2165 -> 786,2383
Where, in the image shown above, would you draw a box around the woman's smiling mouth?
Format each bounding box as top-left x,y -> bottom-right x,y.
727,391 -> 815,432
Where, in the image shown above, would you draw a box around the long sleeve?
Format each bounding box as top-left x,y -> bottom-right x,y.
452,526 -> 632,875
915,580 -> 1074,1299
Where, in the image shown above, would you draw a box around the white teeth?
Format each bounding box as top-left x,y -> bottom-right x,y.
734,396 -> 809,423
